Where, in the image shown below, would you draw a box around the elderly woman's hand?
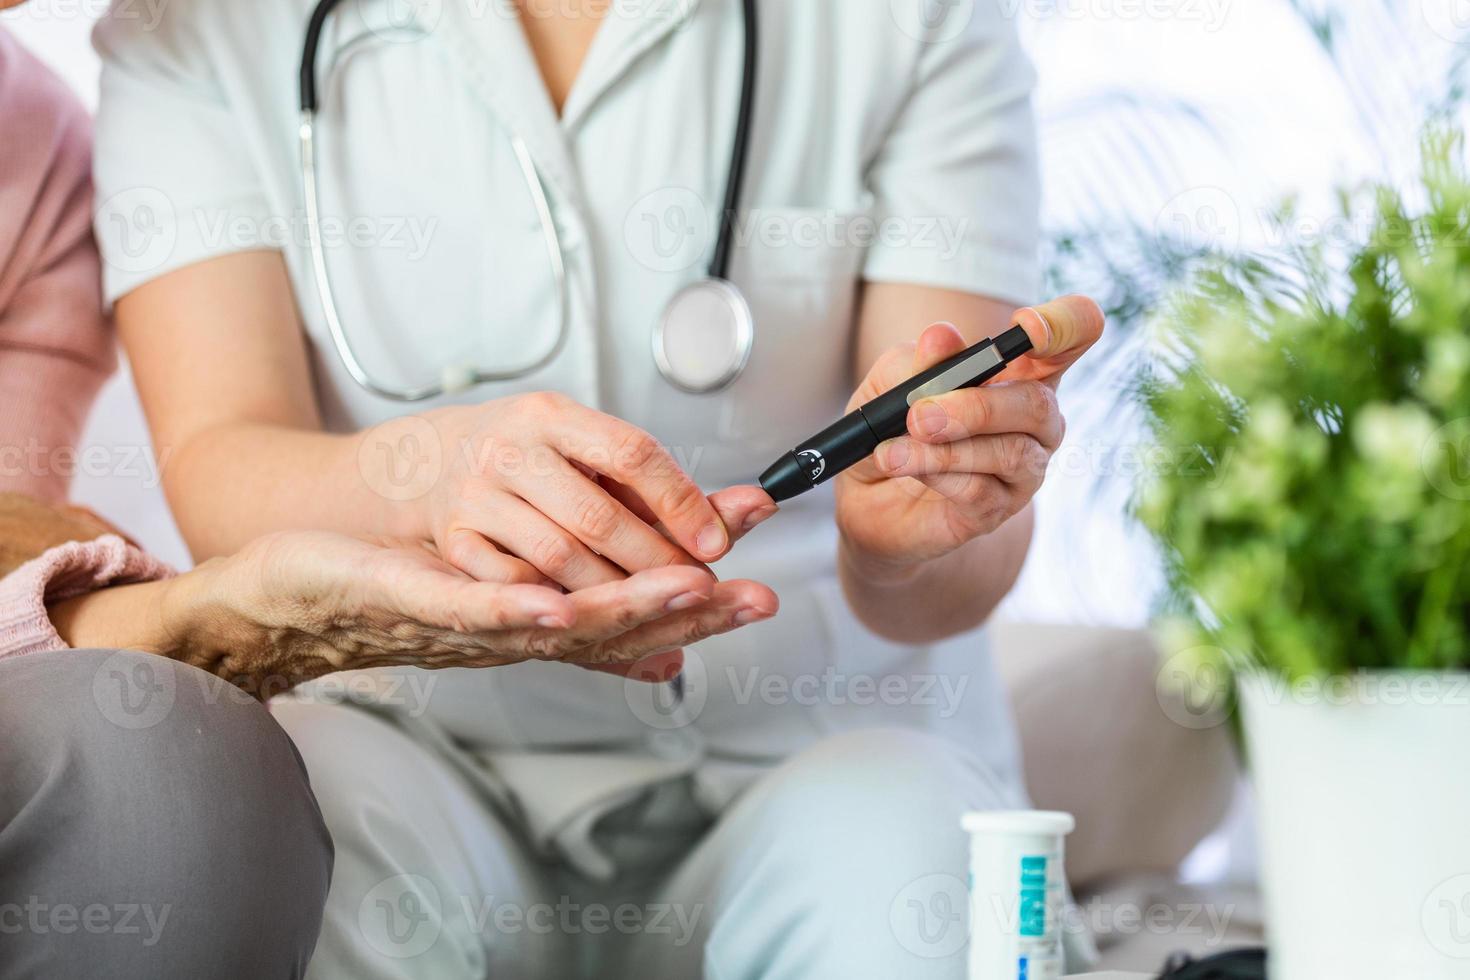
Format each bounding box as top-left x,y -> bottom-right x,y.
52,530 -> 778,696
832,296 -> 1104,575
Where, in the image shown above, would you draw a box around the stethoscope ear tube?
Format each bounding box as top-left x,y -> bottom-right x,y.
297,0 -> 571,402
299,0 -> 350,112
707,0 -> 759,283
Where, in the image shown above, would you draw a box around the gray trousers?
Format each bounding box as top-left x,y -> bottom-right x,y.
0,649 -> 334,979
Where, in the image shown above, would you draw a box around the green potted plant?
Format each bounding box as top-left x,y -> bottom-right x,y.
1137,132 -> 1470,979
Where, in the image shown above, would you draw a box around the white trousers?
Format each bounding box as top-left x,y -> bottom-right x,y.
272,700 -> 1021,980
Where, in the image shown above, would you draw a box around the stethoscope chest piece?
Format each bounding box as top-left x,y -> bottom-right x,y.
653,277 -> 754,394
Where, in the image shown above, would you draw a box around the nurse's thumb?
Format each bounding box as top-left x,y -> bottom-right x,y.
1014,295 -> 1105,360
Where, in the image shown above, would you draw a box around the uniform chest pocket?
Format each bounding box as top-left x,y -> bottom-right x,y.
718,206 -> 873,457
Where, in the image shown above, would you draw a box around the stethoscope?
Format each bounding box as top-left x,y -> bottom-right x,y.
298,0 -> 760,402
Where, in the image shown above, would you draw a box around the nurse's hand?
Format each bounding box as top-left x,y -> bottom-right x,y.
416,393 -> 775,589
833,296 -> 1104,571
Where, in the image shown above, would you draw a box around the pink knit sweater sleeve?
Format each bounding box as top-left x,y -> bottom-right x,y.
0,32 -> 168,657
0,29 -> 115,505
0,536 -> 174,657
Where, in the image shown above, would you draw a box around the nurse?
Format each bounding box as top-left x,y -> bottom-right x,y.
92,0 -> 1102,977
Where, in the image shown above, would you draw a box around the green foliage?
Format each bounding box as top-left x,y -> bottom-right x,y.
1137,133 -> 1470,678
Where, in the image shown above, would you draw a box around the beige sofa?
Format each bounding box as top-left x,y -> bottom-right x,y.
993,622 -> 1261,972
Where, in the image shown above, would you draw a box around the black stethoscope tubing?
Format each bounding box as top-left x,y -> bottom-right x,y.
298,0 -> 758,287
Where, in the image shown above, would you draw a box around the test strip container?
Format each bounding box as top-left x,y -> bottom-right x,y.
962,810 -> 1075,980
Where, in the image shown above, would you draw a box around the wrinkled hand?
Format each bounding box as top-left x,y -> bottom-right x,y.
834,296 -> 1104,573
183,531 -> 778,692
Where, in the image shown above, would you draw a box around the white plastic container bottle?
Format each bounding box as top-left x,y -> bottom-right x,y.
962,810 -> 1076,980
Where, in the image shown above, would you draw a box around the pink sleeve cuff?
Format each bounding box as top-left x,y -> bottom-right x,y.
0,535 -> 174,658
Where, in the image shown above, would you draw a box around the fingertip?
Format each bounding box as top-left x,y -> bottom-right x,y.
907,399 -> 951,443
727,579 -> 780,617
1068,294 -> 1106,331
638,564 -> 717,605
1015,306 -> 1054,356
709,485 -> 778,540
678,563 -> 719,591
739,504 -> 779,533
862,342 -> 919,398
656,650 -> 687,683
915,322 -> 967,367
1019,295 -> 1105,358
877,437 -> 913,475
694,520 -> 730,561
927,321 -> 964,342
502,584 -> 575,629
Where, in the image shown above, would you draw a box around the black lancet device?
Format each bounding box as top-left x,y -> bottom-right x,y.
759,326 -> 1034,503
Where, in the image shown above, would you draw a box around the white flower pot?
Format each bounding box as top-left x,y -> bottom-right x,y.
1238,671 -> 1470,979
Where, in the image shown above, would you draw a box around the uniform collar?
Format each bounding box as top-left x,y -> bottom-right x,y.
427,0 -> 585,209
423,0 -> 707,201
560,0 -> 705,128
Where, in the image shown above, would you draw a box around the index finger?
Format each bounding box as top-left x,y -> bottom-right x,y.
545,406 -> 731,562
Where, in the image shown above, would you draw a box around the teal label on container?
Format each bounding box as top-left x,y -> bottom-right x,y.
1018,855 -> 1047,937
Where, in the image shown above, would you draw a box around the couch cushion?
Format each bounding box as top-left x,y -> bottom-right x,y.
991,622 -> 1239,889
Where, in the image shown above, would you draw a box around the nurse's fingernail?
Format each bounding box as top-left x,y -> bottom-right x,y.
665,591 -> 708,612
881,440 -> 911,473
537,615 -> 569,629
742,505 -> 778,531
1020,306 -> 1054,353
733,607 -> 771,626
914,402 -> 949,439
696,523 -> 728,558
